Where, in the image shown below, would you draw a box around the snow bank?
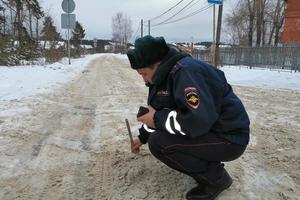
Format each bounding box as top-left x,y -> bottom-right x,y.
221,65 -> 300,91
0,54 -> 105,101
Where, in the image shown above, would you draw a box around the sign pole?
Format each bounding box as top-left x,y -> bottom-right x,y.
68,25 -> 71,64
67,0 -> 71,65
61,0 -> 76,65
68,12 -> 71,64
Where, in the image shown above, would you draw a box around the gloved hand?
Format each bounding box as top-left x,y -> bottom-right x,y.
137,106 -> 156,128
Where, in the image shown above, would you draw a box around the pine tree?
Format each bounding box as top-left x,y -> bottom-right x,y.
41,15 -> 62,63
41,15 -> 60,49
0,0 -> 45,64
71,21 -> 85,47
70,21 -> 85,57
25,0 -> 44,38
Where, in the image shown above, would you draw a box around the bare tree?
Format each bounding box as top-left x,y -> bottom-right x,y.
112,12 -> 122,43
123,14 -> 132,47
225,1 -> 249,46
246,0 -> 255,46
111,12 -> 133,52
14,0 -> 22,43
255,0 -> 267,46
268,0 -> 286,45
26,0 -> 43,44
0,3 -> 5,34
224,0 -> 287,46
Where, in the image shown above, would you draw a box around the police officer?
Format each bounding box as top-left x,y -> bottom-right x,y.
127,35 -> 250,200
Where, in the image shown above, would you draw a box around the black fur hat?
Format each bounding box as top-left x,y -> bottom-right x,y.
127,35 -> 169,69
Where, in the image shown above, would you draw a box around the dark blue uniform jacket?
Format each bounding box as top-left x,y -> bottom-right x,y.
138,49 -> 250,146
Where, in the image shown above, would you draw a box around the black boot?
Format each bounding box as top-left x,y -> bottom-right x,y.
186,176 -> 206,200
186,169 -> 233,200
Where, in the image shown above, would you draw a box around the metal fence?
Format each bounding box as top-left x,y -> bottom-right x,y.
193,46 -> 300,72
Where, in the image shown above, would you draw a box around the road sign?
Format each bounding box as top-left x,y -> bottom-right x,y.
208,0 -> 223,4
62,0 -> 75,13
61,0 -> 76,65
61,13 -> 76,29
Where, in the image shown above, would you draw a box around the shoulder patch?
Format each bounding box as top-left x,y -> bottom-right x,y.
184,87 -> 200,109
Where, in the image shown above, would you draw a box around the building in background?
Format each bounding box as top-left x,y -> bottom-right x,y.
282,0 -> 300,44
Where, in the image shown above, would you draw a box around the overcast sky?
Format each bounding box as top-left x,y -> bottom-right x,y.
40,0 -> 237,43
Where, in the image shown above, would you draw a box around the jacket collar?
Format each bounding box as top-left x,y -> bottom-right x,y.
151,48 -> 188,86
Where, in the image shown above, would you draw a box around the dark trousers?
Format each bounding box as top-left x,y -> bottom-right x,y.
147,131 -> 246,183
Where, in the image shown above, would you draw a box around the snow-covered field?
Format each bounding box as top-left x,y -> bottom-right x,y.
0,54 -> 299,199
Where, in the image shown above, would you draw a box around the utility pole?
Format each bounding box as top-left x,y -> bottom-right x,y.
208,0 -> 223,67
215,4 -> 223,67
141,19 -> 143,37
211,5 -> 216,66
191,36 -> 194,55
93,38 -> 97,54
148,20 -> 151,35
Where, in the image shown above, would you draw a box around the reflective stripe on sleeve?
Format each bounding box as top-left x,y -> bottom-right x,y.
142,124 -> 155,133
165,111 -> 186,135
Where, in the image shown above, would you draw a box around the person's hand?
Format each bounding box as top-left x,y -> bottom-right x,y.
131,137 -> 143,154
137,106 -> 156,128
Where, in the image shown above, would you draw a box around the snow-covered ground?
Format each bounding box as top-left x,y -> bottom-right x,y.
1,55 -> 299,103
0,54 -> 106,101
0,54 -> 299,199
221,65 -> 300,91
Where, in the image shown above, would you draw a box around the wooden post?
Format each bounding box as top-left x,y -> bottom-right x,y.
148,20 -> 150,35
211,5 -> 216,66
141,19 -> 143,37
215,4 -> 223,67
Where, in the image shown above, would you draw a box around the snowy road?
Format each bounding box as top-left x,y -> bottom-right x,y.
0,55 -> 145,199
0,55 -> 299,199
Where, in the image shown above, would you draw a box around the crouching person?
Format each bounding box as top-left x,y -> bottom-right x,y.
127,35 -> 250,200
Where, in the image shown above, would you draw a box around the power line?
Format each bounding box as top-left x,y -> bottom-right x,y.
131,23 -> 140,41
163,0 -> 206,21
152,0 -> 204,22
151,0 -> 196,26
152,2 -> 211,27
180,0 -> 204,14
150,0 -> 186,21
152,4 -> 212,27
